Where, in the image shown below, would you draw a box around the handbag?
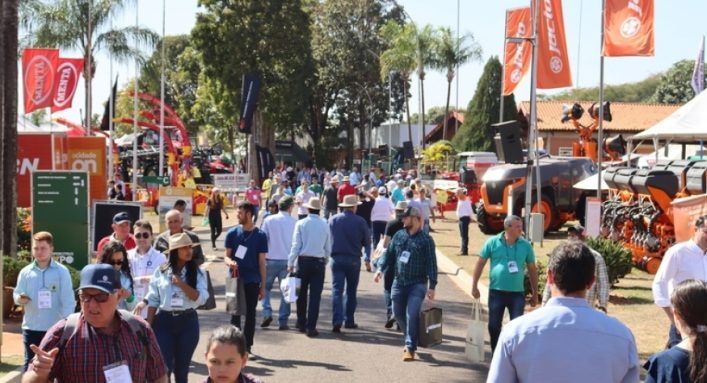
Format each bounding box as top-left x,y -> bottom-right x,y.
225,270 -> 246,316
418,306 -> 443,348
197,271 -> 216,310
279,273 -> 301,304
465,299 -> 486,362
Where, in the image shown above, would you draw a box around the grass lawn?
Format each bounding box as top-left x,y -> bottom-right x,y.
430,215 -> 668,365
0,355 -> 23,377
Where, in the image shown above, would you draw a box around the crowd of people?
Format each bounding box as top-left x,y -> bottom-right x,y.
11,162 -> 707,383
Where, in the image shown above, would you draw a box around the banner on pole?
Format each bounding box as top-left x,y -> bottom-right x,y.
23,48 -> 60,113
255,145 -> 275,181
239,74 -> 261,134
603,0 -> 655,57
692,37 -> 705,96
503,7 -> 532,96
50,58 -> 84,113
100,76 -> 119,131
536,0 -> 573,89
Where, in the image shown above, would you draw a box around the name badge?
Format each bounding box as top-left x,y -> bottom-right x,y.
235,245 -> 248,260
399,251 -> 411,264
170,292 -> 184,308
38,289 -> 52,309
507,260 -> 519,274
103,361 -> 132,383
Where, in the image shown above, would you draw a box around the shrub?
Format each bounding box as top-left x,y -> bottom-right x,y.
585,236 -> 633,286
16,208 -> 32,252
3,257 -> 31,287
524,262 -> 547,300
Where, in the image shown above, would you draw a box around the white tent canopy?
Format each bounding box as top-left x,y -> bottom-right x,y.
632,90 -> 707,141
574,171 -> 609,191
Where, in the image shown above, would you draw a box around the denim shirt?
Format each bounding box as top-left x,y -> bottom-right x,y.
145,266 -> 208,311
13,260 -> 76,331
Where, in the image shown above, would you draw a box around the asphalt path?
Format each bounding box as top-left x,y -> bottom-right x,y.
185,227 -> 490,383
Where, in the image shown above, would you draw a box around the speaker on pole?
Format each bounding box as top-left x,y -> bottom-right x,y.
493,120 -> 524,164
402,141 -> 414,160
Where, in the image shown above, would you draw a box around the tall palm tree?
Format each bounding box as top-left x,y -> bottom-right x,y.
415,24 -> 436,149
23,0 -> 158,128
432,27 -> 482,141
379,21 -> 416,143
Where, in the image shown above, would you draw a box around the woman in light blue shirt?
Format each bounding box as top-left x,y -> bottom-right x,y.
99,241 -> 136,311
145,232 -> 208,383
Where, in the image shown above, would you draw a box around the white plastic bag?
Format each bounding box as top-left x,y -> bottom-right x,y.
280,274 -> 301,303
465,299 -> 486,363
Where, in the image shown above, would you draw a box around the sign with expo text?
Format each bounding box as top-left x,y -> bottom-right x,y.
32,171 -> 90,269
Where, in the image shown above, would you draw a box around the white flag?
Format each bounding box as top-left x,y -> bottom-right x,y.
691,36 -> 704,95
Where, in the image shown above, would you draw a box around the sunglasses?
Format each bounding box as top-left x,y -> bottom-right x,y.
135,232 -> 151,239
78,293 -> 110,303
109,260 -> 124,266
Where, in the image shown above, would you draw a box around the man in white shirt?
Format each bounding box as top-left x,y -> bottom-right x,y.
371,186 -> 394,248
128,220 -> 167,318
260,196 -> 297,330
295,180 -> 316,220
652,215 -> 707,347
455,188 -> 472,256
487,241 -> 639,383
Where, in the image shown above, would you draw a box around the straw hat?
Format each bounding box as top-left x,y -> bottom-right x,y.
342,176 -> 350,182
394,201 -> 409,211
164,232 -> 199,253
339,194 -> 362,207
303,197 -> 322,210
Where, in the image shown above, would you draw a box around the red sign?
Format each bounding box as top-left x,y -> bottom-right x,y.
503,7 -> 532,96
22,48 -> 59,113
66,137 -> 107,202
603,0 -> 655,57
17,134 -> 56,207
536,0 -> 573,89
51,58 -> 85,113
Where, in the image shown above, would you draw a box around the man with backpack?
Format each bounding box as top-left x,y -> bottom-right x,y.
23,264 -> 167,383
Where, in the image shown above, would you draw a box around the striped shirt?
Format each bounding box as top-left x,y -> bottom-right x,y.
33,312 -> 166,382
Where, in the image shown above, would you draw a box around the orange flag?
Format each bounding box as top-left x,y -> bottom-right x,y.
537,0 -> 573,89
603,0 -> 654,56
503,7 -> 532,96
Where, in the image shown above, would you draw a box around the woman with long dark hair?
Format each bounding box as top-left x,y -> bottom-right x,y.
206,187 -> 229,249
99,241 -> 135,310
145,233 -> 208,383
645,279 -> 707,383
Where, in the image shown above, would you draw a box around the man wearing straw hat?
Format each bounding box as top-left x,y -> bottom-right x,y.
288,197 -> 331,338
329,194 -> 371,333
337,176 -> 356,203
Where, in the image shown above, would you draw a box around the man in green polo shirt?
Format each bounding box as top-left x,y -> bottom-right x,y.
471,215 -> 538,354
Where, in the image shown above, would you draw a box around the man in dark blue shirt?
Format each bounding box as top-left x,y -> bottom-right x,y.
329,194 -> 371,333
224,201 -> 268,355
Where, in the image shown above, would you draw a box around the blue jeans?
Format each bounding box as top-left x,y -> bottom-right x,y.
153,310 -> 200,383
323,208 -> 336,220
262,259 -> 291,325
296,256 -> 326,331
372,221 -> 387,248
391,282 -> 427,352
488,289 -> 525,353
331,255 -> 361,326
23,329 -> 46,371
423,219 -> 430,234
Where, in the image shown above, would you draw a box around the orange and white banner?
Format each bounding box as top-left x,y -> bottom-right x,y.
503,7 -> 532,96
22,48 -> 60,113
603,0 -> 655,57
51,58 -> 85,113
537,0 -> 572,89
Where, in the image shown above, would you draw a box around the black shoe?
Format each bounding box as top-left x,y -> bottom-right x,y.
332,324 -> 342,333
306,329 -> 319,338
279,324 -> 290,331
344,323 -> 359,329
261,316 -> 273,328
385,318 -> 396,329
297,324 -> 306,333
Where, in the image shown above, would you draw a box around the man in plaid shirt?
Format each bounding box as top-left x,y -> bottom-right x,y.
542,224 -> 610,312
374,206 -> 438,361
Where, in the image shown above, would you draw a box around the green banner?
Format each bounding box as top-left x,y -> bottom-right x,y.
143,175 -> 170,186
32,171 -> 90,270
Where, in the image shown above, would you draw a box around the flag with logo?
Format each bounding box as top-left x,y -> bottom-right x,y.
50,58 -> 84,114
503,7 -> 532,96
239,74 -> 262,134
536,0 -> 572,89
22,48 -> 60,113
692,36 -> 705,96
603,0 -> 654,57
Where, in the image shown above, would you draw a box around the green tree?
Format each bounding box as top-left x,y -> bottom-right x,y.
430,26 -> 482,140
546,74 -> 661,103
415,24 -> 436,149
408,105 -> 465,125
380,20 -> 416,141
24,0 -> 159,130
29,109 -> 48,126
453,56 -> 516,152
651,59 -> 701,104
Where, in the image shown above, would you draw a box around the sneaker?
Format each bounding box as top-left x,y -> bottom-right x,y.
384,318 -> 396,329
306,329 -> 319,338
344,323 -> 359,329
403,349 -> 415,361
332,324 -> 342,333
261,317 -> 273,328
365,262 -> 372,272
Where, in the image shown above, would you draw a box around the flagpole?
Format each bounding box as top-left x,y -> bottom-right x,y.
500,9 -> 509,123
456,0 -> 460,133
86,0 -> 92,136
524,0 -> 540,235
598,0 -> 606,199
108,19 -> 114,181
132,1 -> 139,201
159,0 -> 166,177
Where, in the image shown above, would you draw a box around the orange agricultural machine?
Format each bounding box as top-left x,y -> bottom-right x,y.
562,102 -> 627,161
602,160 -> 707,273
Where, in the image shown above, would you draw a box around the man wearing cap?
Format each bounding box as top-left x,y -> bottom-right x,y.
322,177 -> 339,219
288,197 -> 332,337
371,186 -> 395,248
355,188 -> 376,229
224,201 -> 268,353
391,180 -> 405,205
377,201 -> 409,329
260,196 -> 297,330
329,194 -> 372,332
471,215 -> 539,354
155,209 -> 204,265
542,224 -> 610,313
374,206 -> 438,361
295,180 -> 316,220
23,264 -> 167,383
337,176 -> 356,203
96,211 -> 137,255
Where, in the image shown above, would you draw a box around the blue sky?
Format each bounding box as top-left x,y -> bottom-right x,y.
31,0 -> 707,125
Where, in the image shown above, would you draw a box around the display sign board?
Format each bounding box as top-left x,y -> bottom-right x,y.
158,187 -> 194,232
32,171 -> 90,269
143,175 -> 171,186
18,134 -> 56,207
92,201 -> 143,252
65,137 -> 107,202
672,194 -> 707,242
213,173 -> 249,192
585,197 -> 602,238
